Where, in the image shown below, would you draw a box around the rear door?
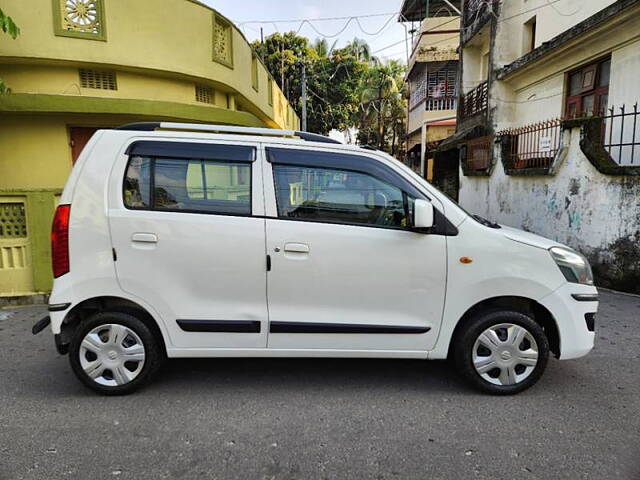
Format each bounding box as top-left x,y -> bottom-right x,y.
263,146 -> 447,352
108,138 -> 268,350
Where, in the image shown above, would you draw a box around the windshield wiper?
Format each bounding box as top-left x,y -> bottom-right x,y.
472,214 -> 501,229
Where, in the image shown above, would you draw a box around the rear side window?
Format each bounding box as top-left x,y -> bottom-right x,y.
123,143 -> 253,215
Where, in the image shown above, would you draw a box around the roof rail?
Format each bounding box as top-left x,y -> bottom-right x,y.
115,122 -> 341,144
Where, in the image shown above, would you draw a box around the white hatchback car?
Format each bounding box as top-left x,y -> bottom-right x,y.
32,123 -> 598,395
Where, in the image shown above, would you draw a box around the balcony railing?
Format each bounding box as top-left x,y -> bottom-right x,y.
498,118 -> 563,170
460,81 -> 488,122
426,96 -> 457,111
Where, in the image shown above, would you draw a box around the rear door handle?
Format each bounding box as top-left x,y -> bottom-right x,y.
284,242 -> 309,253
131,233 -> 158,243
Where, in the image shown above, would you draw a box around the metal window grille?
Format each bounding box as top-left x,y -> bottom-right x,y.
0,203 -> 27,238
195,85 -> 214,104
460,81 -> 488,122
498,118 -> 563,170
79,68 -> 117,90
601,103 -> 640,165
465,136 -> 493,171
410,77 -> 428,110
425,65 -> 458,111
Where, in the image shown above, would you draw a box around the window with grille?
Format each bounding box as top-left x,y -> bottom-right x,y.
53,0 -> 106,41
212,13 -> 233,68
251,55 -> 259,92
425,62 -> 458,111
410,77 -> 428,110
268,77 -> 274,106
195,85 -> 214,104
410,62 -> 458,111
79,68 -> 117,90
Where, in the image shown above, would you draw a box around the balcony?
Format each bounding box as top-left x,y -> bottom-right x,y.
459,81 -> 488,122
462,0 -> 497,43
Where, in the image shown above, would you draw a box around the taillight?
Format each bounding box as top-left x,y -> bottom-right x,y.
51,204 -> 71,278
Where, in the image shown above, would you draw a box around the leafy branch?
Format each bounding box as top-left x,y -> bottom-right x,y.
0,7 -> 20,94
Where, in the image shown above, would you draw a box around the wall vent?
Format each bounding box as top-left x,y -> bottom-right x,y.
195,85 -> 214,104
79,68 -> 117,90
0,203 -> 27,238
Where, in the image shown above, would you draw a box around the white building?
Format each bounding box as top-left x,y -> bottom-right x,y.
437,0 -> 640,292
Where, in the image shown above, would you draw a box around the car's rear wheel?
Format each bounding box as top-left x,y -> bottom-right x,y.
453,311 -> 549,395
69,312 -> 163,395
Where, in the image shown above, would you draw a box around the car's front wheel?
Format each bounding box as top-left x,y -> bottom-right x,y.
69,312 -> 163,395
453,311 -> 549,395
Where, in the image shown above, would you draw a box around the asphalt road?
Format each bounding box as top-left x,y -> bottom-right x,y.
1,289 -> 639,480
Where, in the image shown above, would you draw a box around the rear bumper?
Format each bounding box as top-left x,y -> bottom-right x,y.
539,283 -> 598,360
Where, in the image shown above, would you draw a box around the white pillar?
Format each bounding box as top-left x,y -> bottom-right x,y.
419,123 -> 427,177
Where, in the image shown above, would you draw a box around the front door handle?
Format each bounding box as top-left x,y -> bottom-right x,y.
131,233 -> 158,243
283,242 -> 309,253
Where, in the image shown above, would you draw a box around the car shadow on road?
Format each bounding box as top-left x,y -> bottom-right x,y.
154,356 -> 471,395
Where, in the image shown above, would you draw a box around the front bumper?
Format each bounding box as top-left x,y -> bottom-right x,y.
539,283 -> 598,360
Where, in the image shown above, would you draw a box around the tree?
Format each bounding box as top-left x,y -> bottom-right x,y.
311,38 -> 337,58
340,38 -> 378,65
356,60 -> 406,151
0,7 -> 19,94
252,32 -> 366,135
253,33 -> 406,156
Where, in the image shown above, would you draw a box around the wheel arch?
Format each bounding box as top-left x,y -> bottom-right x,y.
58,296 -> 167,356
447,296 -> 560,359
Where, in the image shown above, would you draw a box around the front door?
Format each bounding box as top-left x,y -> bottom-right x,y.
108,139 -> 268,350
263,146 -> 447,352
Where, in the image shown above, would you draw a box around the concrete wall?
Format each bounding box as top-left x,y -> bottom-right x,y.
0,0 -> 299,130
498,0 -> 618,66
459,126 -> 640,292
493,3 -> 640,140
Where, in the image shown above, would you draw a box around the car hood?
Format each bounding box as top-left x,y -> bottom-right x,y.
500,225 -> 564,250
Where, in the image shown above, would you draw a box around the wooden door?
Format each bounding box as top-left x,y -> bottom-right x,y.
69,127 -> 101,164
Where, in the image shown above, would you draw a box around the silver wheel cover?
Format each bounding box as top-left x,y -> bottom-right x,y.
472,323 -> 539,386
79,323 -> 146,386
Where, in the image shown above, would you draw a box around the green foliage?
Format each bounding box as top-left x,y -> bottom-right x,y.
0,8 -> 19,38
0,8 -> 20,94
253,32 -> 406,156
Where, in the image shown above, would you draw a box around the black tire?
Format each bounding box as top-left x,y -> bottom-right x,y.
69,311 -> 164,395
453,310 -> 549,395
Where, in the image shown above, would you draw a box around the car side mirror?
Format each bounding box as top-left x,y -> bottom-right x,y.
413,199 -> 434,230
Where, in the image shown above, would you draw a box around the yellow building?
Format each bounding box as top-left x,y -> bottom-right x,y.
399,0 -> 461,181
0,0 -> 299,299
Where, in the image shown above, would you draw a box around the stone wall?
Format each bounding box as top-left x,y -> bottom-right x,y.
458,126 -> 640,293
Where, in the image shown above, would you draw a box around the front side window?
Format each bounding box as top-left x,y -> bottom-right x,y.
273,165 -> 414,228
124,157 -> 251,215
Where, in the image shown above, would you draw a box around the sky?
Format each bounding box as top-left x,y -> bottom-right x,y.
201,0 -> 412,63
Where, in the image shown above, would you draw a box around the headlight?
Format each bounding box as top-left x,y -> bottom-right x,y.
549,247 -> 594,285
